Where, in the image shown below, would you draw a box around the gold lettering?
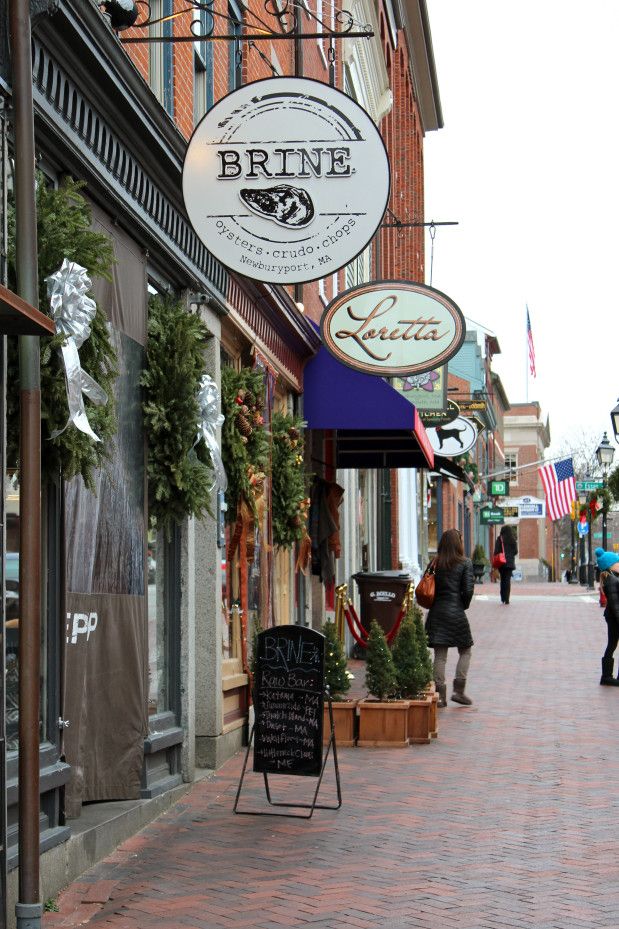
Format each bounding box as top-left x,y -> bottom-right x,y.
333,299 -> 448,362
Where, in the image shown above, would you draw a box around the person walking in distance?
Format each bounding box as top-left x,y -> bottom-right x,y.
425,528 -> 475,707
596,548 -> 619,686
494,525 -> 518,605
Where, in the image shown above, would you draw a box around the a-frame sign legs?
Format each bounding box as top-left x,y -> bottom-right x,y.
233,693 -> 342,819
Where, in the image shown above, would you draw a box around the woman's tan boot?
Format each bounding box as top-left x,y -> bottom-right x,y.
436,683 -> 447,707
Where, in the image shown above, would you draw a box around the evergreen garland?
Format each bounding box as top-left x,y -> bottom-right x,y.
141,294 -> 213,536
221,366 -> 270,522
365,619 -> 397,701
608,466 -> 619,504
6,175 -> 118,489
271,412 -> 310,549
322,619 -> 352,700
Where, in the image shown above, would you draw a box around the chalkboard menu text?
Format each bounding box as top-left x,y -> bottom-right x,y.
253,625 -> 325,776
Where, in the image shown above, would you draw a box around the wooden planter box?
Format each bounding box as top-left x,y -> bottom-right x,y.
357,699 -> 410,747
408,695 -> 433,744
323,699 -> 358,747
423,683 -> 439,740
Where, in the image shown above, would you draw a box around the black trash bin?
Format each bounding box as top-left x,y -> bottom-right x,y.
352,571 -> 412,639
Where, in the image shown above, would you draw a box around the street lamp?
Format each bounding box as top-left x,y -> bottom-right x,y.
611,399 -> 619,444
596,432 -> 615,551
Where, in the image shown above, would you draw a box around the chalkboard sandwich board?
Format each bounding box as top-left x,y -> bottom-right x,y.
253,625 -> 325,777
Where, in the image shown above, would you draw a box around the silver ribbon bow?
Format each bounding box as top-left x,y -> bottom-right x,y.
195,374 -> 227,493
46,258 -> 108,443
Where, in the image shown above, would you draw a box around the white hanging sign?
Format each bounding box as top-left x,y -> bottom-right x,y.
183,77 -> 390,285
425,416 -> 478,457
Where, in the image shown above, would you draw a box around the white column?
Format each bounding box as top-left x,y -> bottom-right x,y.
398,468 -> 421,583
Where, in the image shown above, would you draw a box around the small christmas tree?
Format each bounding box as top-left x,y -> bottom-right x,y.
392,611 -> 424,698
411,603 -> 434,689
322,620 -> 352,700
365,620 -> 397,701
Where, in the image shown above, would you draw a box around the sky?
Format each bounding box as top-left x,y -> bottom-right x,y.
423,1 -> 619,457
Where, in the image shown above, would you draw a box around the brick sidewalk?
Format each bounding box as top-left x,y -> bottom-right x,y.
45,586 -> 619,929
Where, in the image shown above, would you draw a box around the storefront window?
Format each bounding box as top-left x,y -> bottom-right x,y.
427,481 -> 438,554
147,530 -> 167,715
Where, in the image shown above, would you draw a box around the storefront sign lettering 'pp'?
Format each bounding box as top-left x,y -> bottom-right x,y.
321,281 -> 466,377
182,77 -> 390,285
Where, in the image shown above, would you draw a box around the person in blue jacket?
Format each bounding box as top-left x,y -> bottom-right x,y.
596,547 -> 619,686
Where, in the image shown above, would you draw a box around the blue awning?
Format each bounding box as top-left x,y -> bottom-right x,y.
303,341 -> 434,469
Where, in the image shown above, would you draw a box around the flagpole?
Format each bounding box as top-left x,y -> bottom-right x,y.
525,304 -> 529,402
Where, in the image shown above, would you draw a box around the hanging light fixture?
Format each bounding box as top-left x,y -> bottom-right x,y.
100,0 -> 139,31
611,399 -> 619,444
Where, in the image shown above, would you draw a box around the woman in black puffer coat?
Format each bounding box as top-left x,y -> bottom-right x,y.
494,525 -> 518,605
425,528 -> 475,708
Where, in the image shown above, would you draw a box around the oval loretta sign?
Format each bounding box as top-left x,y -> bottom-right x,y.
320,280 -> 466,376
183,77 -> 390,285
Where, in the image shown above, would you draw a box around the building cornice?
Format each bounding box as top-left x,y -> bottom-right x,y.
397,0 -> 443,132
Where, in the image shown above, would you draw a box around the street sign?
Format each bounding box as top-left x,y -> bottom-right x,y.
577,521 -> 589,537
480,507 -> 504,525
490,479 -> 509,497
593,532 -> 603,539
575,480 -> 604,492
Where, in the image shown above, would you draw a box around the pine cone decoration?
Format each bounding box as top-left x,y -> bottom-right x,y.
288,426 -> 300,439
237,412 -> 253,436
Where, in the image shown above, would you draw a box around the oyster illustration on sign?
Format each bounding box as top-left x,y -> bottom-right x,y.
239,185 -> 315,228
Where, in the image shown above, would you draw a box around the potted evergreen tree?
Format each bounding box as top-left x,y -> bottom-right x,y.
357,620 -> 410,747
392,607 -> 434,744
322,620 -> 357,747
472,543 -> 488,583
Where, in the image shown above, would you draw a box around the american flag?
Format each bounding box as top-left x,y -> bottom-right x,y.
538,457 -> 576,521
527,307 -> 536,378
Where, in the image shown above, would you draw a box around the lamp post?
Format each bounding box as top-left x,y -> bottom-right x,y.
596,431 -> 615,551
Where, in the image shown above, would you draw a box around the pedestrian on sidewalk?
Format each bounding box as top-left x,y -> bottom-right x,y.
595,547 -> 619,686
424,528 -> 475,707
494,525 -> 518,605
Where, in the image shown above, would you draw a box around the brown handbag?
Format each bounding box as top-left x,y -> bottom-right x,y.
416,561 -> 436,609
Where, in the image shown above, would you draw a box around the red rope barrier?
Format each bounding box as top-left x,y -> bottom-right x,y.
386,606 -> 406,644
343,605 -> 368,648
347,600 -> 369,638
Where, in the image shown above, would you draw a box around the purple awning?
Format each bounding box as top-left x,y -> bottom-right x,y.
303,341 -> 434,469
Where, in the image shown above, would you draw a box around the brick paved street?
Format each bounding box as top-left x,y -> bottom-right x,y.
45,583 -> 619,929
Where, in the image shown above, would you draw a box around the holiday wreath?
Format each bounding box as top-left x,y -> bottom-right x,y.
141,294 -> 214,535
271,412 -> 310,549
221,365 -> 270,526
6,175 -> 118,489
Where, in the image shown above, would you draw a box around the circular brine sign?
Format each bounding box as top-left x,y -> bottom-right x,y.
320,280 -> 466,376
183,77 -> 390,285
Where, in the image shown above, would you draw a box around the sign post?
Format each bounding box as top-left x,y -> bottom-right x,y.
234,626 -> 342,818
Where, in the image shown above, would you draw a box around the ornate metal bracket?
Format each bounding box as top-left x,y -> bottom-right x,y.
111,0 -> 374,43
